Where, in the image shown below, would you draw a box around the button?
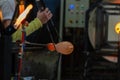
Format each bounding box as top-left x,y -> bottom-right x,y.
69,20 -> 73,23
76,20 -> 79,23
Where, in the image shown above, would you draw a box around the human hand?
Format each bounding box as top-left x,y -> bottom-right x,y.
36,8 -> 53,24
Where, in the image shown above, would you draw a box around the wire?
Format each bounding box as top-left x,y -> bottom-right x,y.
46,23 -> 57,50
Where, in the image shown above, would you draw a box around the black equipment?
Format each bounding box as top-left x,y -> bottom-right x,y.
4,25 -> 16,35
0,20 -> 13,80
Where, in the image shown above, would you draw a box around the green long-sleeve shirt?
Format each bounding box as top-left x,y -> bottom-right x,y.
12,18 -> 43,42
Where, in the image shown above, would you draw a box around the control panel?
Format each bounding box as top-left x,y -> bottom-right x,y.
65,0 -> 89,28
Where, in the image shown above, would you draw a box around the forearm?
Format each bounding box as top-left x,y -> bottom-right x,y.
12,18 -> 43,42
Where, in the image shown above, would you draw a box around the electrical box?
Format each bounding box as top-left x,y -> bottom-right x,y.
65,0 -> 89,28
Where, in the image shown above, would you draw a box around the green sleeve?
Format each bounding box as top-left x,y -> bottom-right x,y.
12,18 -> 43,42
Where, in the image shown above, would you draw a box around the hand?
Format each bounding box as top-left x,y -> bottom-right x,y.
3,19 -> 11,28
36,8 -> 53,24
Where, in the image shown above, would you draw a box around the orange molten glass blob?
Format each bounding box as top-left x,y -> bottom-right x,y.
47,43 -> 56,51
47,41 -> 74,55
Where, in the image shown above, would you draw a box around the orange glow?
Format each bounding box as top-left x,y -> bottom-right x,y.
19,4 -> 25,14
19,0 -> 25,14
47,43 -> 55,51
47,41 -> 74,55
14,4 -> 33,28
112,0 -> 120,4
115,22 -> 120,34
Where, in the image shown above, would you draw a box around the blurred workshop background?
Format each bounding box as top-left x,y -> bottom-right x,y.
1,0 -> 120,80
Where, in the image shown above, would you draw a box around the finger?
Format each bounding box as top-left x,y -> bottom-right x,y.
44,8 -> 49,13
47,10 -> 51,15
48,14 -> 53,20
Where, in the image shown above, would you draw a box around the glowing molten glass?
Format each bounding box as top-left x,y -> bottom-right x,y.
15,4 -> 33,28
47,41 -> 74,55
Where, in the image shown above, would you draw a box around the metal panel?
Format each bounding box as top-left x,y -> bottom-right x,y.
65,0 -> 89,28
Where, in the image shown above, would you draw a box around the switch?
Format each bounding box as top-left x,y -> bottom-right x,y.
69,20 -> 73,23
